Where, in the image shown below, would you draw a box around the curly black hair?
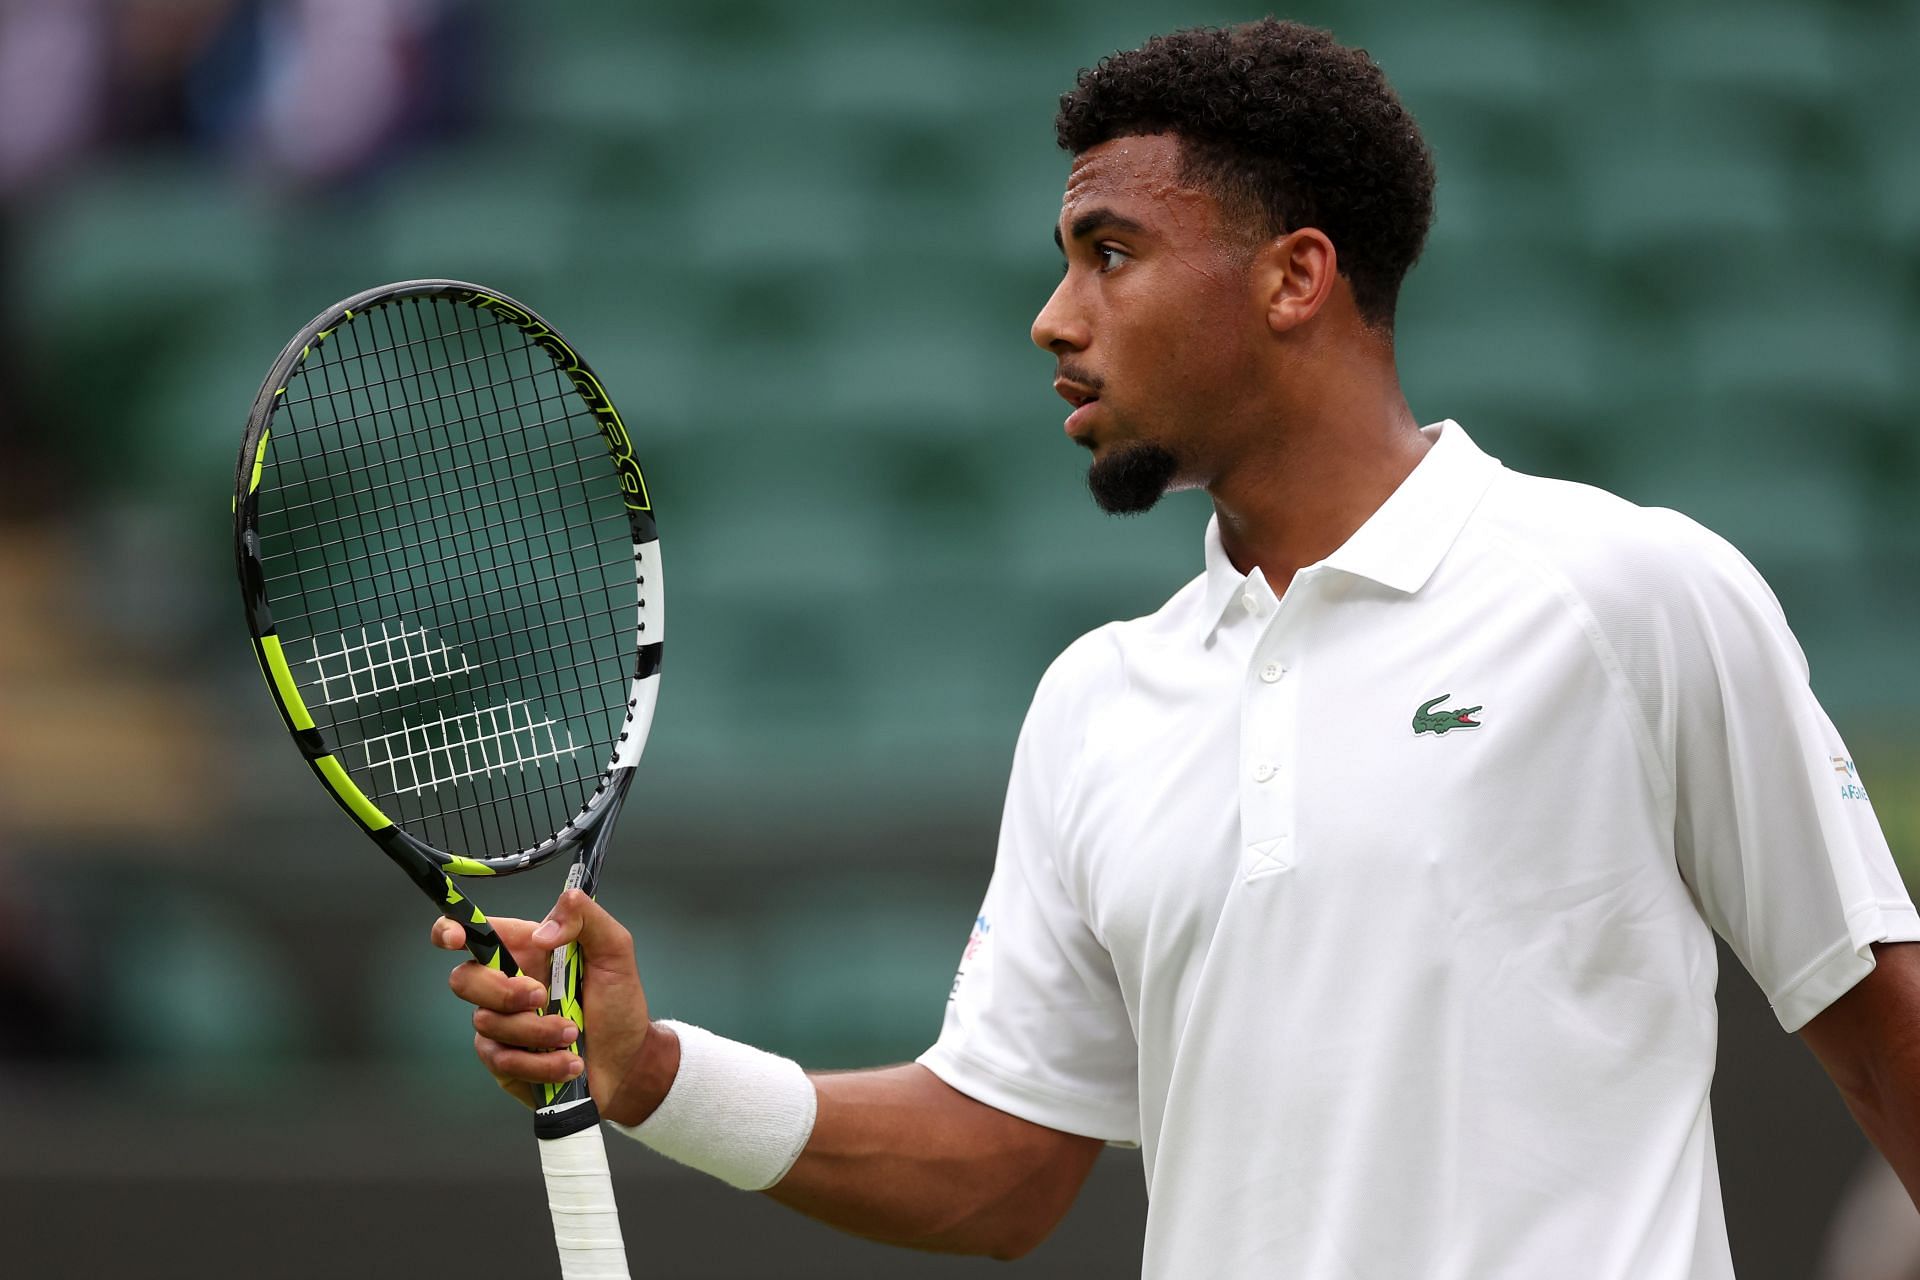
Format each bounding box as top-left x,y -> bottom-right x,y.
1056,19 -> 1434,334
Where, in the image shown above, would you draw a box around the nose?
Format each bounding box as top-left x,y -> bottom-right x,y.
1030,275 -> 1088,354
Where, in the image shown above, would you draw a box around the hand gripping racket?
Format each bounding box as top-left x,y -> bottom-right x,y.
233,280 -> 658,1278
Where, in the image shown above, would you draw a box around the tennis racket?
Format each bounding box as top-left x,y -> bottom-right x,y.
232,279 -> 658,1278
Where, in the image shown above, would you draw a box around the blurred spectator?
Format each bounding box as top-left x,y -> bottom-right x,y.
0,0 -> 484,508
0,0 -> 110,198
1,0 -> 482,198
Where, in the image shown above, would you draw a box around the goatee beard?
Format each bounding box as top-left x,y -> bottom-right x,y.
1087,442 -> 1180,515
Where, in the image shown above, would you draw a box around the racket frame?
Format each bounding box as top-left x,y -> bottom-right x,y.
232,279 -> 661,1132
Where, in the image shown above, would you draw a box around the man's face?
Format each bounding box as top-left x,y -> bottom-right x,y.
1032,134 -> 1268,514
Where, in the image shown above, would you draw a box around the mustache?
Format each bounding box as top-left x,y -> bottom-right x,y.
1055,363 -> 1105,394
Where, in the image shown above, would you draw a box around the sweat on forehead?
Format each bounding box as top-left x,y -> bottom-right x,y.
1059,135 -> 1245,252
1065,135 -> 1191,197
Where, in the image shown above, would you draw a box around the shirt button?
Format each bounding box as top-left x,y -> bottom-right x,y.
1252,762 -> 1277,783
1241,593 -> 1260,615
1260,662 -> 1284,683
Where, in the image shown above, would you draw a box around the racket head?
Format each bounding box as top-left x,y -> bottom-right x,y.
234,280 -> 662,874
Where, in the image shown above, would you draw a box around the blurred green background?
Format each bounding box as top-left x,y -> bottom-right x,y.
0,0 -> 1915,1275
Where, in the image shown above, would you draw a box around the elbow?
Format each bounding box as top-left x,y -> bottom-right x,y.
912,1186 -> 1068,1260
907,1206 -> 1052,1261
985,1222 -> 1051,1262
963,1183 -> 1081,1261
990,1235 -> 1052,1266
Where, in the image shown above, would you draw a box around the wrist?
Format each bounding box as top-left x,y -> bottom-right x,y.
607,1020 -> 681,1127
605,1021 -> 818,1191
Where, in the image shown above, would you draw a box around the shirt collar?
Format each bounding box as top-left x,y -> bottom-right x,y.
1199,420 -> 1500,633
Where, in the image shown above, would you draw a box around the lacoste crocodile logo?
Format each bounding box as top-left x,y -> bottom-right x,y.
1413,694 -> 1483,736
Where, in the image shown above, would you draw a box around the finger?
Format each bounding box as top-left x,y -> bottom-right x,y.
475,1033 -> 585,1086
430,910 -> 543,951
449,961 -> 549,1015
473,1009 -> 579,1051
532,888 -> 634,965
479,914 -> 550,957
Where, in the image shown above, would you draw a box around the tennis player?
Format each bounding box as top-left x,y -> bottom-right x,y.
435,20 -> 1920,1276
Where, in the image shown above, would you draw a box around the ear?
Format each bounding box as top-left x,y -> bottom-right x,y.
1255,227 -> 1338,335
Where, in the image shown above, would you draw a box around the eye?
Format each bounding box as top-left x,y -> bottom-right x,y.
1096,244 -> 1129,271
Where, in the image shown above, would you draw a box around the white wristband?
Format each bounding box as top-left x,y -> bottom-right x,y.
607,1021 -> 817,1191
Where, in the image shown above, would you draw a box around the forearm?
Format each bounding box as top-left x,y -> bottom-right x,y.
1829,1030 -> 1920,1211
766,1064 -> 1097,1259
442,904 -> 1104,1257
1803,942 -> 1920,1210
620,1027 -> 1100,1259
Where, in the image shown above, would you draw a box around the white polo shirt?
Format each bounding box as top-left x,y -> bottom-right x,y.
919,420 -> 1917,1279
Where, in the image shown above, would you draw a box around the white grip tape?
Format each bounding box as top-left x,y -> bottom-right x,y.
608,1021 -> 818,1191
538,1122 -> 630,1279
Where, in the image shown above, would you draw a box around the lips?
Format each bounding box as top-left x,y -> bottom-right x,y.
1064,399 -> 1102,438
1054,378 -> 1100,409
1052,372 -> 1098,402
1054,376 -> 1102,439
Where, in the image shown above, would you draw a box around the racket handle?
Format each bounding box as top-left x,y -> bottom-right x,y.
536,1100 -> 630,1279
457,912 -> 519,978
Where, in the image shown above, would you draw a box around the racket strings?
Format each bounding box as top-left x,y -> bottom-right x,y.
372,295 -> 607,861
377,297 -> 614,859
262,495 -> 629,592
258,403 -> 620,528
303,621 -> 478,708
291,603 -> 636,716
446,297 -> 625,857
256,293 -> 634,860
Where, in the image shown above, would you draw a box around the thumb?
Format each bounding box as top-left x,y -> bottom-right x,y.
531,888 -> 631,963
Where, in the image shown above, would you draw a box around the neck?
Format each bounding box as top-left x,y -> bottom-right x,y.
1207,349 -> 1428,595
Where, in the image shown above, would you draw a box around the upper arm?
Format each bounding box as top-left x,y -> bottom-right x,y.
783,1062 -> 1105,1259
1639,512 -> 1920,1031
906,1064 -> 1108,1228
920,638 -> 1141,1144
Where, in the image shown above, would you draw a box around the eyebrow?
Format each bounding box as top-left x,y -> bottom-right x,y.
1054,207 -> 1149,253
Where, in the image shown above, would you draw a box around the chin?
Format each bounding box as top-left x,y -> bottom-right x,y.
1086,440 -> 1181,515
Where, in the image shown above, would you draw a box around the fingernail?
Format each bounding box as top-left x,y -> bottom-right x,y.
567,1055 -> 584,1077
524,984 -> 548,1010
532,922 -> 560,946
558,1021 -> 578,1043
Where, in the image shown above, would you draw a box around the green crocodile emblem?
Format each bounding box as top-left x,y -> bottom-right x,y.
1413,694 -> 1482,736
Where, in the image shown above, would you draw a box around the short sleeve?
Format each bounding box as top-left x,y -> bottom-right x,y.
1657,514 -> 1920,1032
917,642 -> 1140,1144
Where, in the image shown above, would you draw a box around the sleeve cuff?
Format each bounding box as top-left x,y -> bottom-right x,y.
1770,899 -> 1920,1033
917,1042 -> 1140,1147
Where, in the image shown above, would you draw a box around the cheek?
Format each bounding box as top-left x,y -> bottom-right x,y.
1151,267 -> 1251,345
1101,271 -> 1258,408
1156,298 -> 1258,396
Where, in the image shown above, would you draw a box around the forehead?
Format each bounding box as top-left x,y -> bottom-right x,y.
1060,134 -> 1220,237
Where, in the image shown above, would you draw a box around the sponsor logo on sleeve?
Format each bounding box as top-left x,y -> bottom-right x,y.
948,914 -> 991,1003
1832,755 -> 1870,802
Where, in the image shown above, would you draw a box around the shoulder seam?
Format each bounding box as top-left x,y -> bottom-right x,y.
1046,627 -> 1127,951
1049,625 -> 1127,836
1472,522 -> 1675,806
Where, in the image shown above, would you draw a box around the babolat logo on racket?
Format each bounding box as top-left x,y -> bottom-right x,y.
465,291 -> 652,512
